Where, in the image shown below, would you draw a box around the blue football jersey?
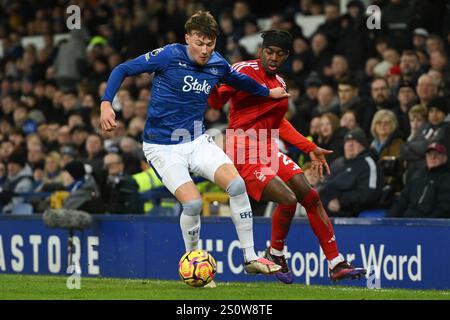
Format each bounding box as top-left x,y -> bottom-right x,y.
102,43 -> 269,144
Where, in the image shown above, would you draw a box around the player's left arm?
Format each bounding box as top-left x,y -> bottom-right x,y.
279,118 -> 332,178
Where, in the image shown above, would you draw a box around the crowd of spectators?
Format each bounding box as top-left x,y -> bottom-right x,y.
0,0 -> 449,218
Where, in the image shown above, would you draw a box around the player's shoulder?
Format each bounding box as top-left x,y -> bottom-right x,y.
231,60 -> 260,73
209,51 -> 231,67
144,43 -> 182,61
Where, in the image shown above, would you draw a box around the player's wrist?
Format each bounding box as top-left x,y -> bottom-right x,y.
100,100 -> 113,109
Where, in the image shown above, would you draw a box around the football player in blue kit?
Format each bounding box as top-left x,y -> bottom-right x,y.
100,11 -> 289,276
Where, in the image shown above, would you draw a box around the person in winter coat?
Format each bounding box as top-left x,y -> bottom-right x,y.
61,160 -> 104,213
370,109 -> 406,191
1,151 -> 34,213
100,153 -> 142,214
318,128 -> 384,217
389,142 -> 450,218
370,109 -> 406,158
400,104 -> 429,184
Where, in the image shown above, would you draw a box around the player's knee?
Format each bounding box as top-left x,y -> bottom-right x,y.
225,177 -> 246,197
299,188 -> 320,208
281,192 -> 298,206
182,199 -> 203,216
278,203 -> 297,216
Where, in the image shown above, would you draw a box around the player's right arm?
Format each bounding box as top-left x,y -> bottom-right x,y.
100,46 -> 172,131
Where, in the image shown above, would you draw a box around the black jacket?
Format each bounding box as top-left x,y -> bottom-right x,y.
389,163 -> 450,218
101,173 -> 142,214
318,150 -> 384,217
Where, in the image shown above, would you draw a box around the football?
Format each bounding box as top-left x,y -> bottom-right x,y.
178,249 -> 217,287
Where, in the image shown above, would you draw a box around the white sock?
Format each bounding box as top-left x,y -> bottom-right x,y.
229,192 -> 258,262
328,254 -> 345,269
270,247 -> 284,257
179,213 -> 200,252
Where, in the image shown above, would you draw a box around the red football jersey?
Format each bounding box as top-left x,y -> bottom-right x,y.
208,59 -> 316,153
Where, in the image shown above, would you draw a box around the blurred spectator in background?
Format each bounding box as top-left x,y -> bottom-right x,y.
232,0 -> 253,39
430,51 -> 450,97
35,151 -> 63,192
370,109 -> 405,160
119,136 -> 142,175
0,140 -> 16,162
416,74 -> 439,107
61,160 -> 103,213
316,2 -> 341,54
389,142 -> 450,218
339,109 -> 360,132
337,0 -> 371,71
289,73 -> 321,135
0,162 -> 7,202
312,84 -> 339,117
318,128 -> 383,217
59,145 -> 77,168
337,75 -> 371,134
394,79 -> 418,138
399,50 -> 423,84
132,158 -> 171,214
100,153 -> 142,214
1,151 -> 34,213
70,125 -> 90,158
412,28 -> 428,51
370,77 -> 394,111
85,133 -> 106,180
423,96 -> 449,146
315,112 -> 343,164
53,29 -> 89,92
400,104 -> 429,184
381,0 -> 418,52
310,32 -> 332,77
370,109 -> 405,191
323,55 -> 349,87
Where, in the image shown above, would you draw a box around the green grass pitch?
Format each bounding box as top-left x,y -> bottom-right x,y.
0,274 -> 449,300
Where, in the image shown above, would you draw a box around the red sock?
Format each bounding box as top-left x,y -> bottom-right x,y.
271,204 -> 297,251
300,189 -> 339,260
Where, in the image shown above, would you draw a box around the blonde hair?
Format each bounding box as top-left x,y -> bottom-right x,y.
371,109 -> 398,138
408,104 -> 428,121
46,151 -> 61,163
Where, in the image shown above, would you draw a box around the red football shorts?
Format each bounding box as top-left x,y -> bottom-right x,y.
227,139 -> 303,201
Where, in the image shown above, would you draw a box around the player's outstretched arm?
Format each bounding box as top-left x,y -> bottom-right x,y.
100,101 -> 117,132
278,118 -> 317,153
278,118 -> 332,178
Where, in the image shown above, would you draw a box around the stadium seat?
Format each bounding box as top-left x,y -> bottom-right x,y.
358,209 -> 387,218
11,203 -> 34,215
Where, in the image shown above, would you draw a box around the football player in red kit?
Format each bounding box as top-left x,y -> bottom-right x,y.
208,30 -> 366,284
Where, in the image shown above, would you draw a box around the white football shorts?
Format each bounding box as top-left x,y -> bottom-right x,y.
142,134 -> 232,194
